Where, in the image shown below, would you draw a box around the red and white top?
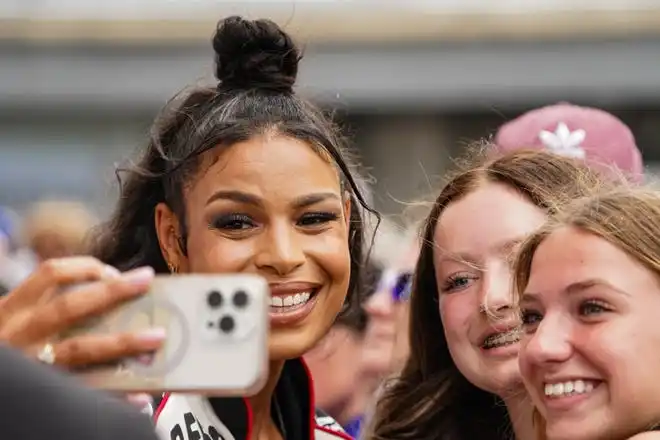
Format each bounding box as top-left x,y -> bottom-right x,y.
153,358 -> 353,440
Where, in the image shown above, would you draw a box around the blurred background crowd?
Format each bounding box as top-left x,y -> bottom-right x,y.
2,0 -> 660,435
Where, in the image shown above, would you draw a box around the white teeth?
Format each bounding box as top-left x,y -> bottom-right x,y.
482,329 -> 521,349
565,382 -> 574,393
270,292 -> 311,308
544,379 -> 597,398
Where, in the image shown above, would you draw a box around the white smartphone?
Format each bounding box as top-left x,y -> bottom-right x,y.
64,274 -> 269,396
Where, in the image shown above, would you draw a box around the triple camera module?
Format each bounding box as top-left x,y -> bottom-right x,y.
205,289 -> 251,337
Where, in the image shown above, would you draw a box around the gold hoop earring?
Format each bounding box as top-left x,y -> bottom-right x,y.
167,262 -> 178,274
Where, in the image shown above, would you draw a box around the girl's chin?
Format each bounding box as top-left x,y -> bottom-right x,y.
478,365 -> 524,397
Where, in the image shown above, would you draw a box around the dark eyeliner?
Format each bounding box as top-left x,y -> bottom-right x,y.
209,213 -> 255,230
298,211 -> 339,225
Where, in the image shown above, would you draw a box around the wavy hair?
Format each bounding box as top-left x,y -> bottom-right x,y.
88,16 -> 378,318
369,147 -> 604,440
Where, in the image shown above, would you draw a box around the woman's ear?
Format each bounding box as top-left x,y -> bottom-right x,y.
154,202 -> 187,272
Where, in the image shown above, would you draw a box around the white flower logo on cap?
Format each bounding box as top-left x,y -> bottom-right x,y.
538,122 -> 587,159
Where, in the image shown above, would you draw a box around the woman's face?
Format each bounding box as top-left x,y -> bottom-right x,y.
519,226 -> 660,440
156,135 -> 351,360
434,182 -> 546,395
361,244 -> 417,379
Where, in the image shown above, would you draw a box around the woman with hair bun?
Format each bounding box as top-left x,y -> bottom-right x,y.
89,15 -> 372,440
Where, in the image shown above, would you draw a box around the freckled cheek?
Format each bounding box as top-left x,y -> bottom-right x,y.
439,296 -> 476,347
579,334 -> 631,381
554,326 -> 628,385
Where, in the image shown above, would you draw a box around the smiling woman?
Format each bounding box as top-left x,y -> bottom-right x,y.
514,187 -> 660,440
368,147 -> 605,440
153,135 -> 354,361
89,15 -> 374,440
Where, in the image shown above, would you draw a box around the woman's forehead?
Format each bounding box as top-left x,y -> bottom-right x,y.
185,136 -> 343,202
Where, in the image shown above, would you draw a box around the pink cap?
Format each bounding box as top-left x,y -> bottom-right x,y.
494,103 -> 644,183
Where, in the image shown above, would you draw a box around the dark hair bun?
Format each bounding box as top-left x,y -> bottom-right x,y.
212,16 -> 301,93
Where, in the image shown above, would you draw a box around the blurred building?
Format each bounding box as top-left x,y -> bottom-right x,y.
2,1 -> 660,217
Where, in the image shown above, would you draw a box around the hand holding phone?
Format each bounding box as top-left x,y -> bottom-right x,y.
66,274 -> 269,396
0,257 -> 162,367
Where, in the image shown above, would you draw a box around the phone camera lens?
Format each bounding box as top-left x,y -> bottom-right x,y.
207,290 -> 223,308
232,290 -> 249,308
218,315 -> 235,333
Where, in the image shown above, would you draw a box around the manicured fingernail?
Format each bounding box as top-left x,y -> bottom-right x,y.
136,327 -> 166,342
126,393 -> 153,407
103,265 -> 121,279
122,267 -> 154,285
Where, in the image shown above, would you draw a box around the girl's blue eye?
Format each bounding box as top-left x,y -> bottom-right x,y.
441,273 -> 478,293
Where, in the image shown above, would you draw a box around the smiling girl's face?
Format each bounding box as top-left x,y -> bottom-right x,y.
519,226 -> 660,440
434,181 -> 546,395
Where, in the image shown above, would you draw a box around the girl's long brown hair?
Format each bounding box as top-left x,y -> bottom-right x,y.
368,146 -> 604,440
